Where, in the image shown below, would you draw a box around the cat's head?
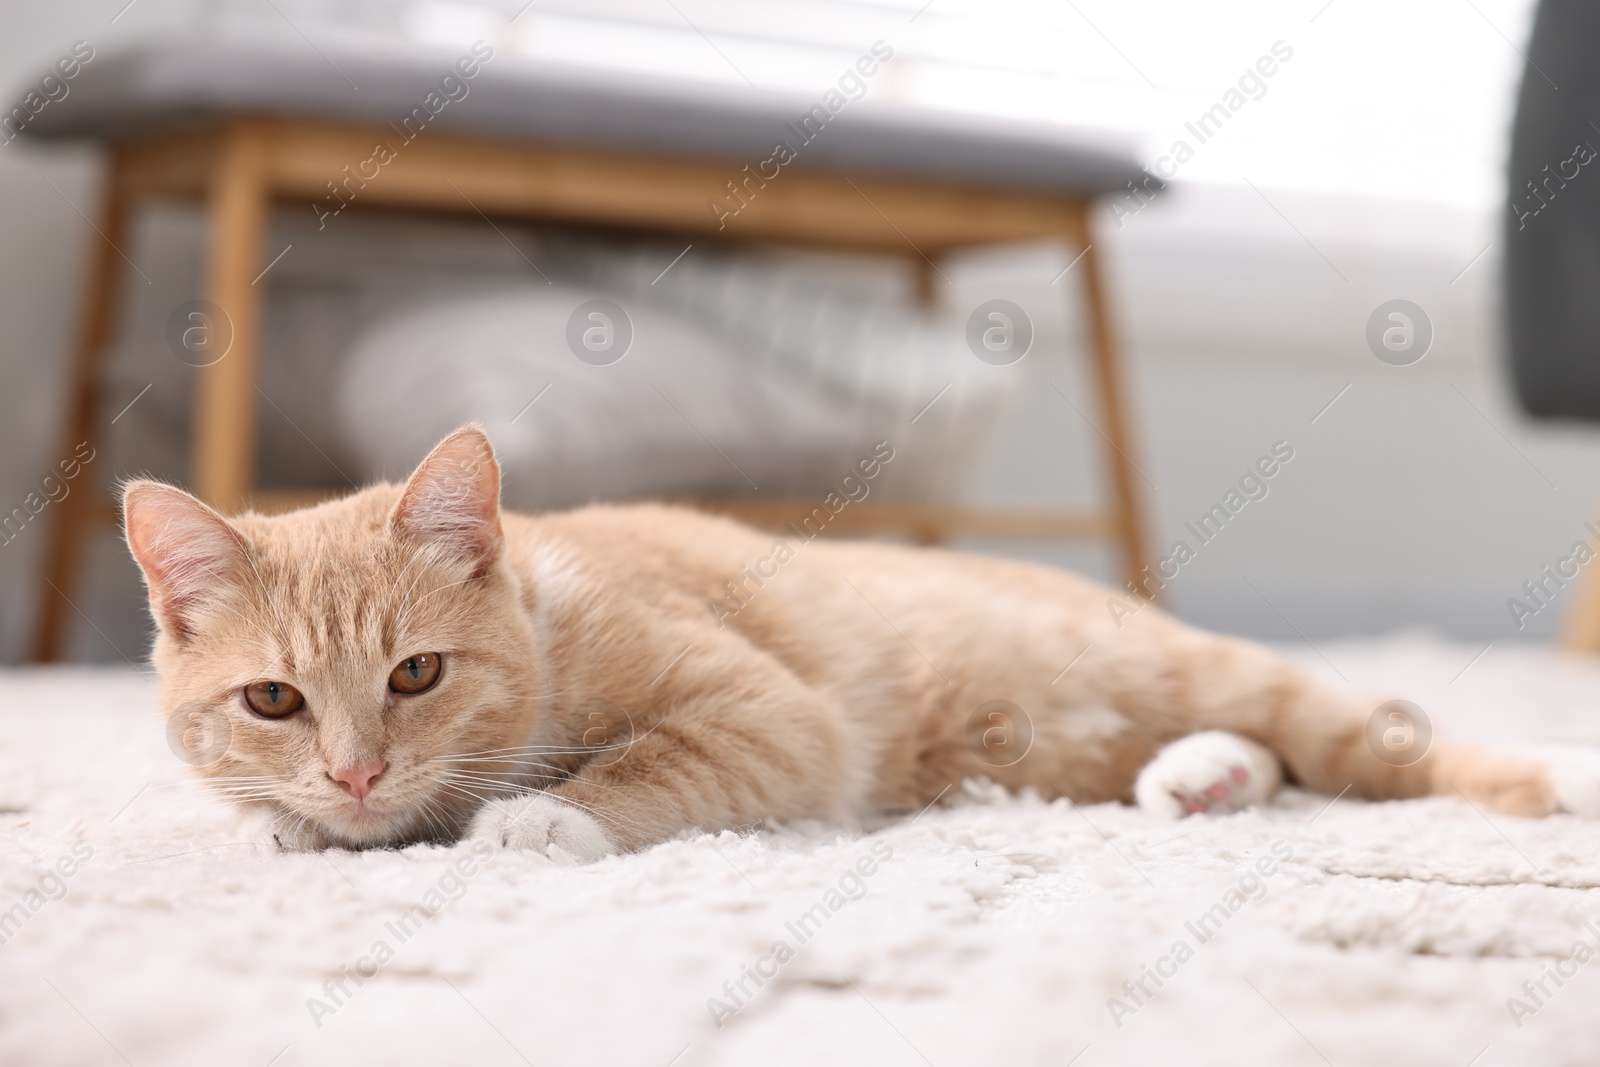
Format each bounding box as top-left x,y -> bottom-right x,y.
123,424 -> 543,849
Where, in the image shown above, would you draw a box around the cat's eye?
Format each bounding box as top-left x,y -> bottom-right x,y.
243,680 -> 305,719
389,652 -> 442,695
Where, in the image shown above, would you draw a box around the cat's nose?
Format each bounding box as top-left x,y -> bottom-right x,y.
328,761 -> 387,801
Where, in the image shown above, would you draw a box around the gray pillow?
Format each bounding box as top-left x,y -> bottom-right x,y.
336,285 -> 870,509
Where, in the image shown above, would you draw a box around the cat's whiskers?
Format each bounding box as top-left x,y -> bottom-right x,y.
275,806 -> 319,846
439,770 -> 587,793
448,777 -> 640,809
143,774 -> 291,811
434,773 -> 649,839
439,764 -> 575,786
435,771 -> 534,796
429,754 -> 548,767
142,791 -> 276,816
434,764 -> 652,831
434,782 -> 502,818
435,730 -> 657,760
537,791 -> 648,838
150,775 -> 291,788
201,789 -> 284,803
432,780 -> 647,839
421,685 -> 590,753
407,793 -> 456,844
433,745 -> 623,759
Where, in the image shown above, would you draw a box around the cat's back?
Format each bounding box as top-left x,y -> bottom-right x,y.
506,501 -> 769,570
501,500 -> 1115,626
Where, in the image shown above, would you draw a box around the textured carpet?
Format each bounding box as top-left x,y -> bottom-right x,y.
5,636 -> 1600,1066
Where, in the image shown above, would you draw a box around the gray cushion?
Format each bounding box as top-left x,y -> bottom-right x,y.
17,37 -> 1155,197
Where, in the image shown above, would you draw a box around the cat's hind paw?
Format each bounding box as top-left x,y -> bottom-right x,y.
469,793 -> 616,864
1135,731 -> 1282,819
1539,747 -> 1600,817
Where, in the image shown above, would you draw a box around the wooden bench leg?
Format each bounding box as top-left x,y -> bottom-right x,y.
192,124 -> 270,514
30,156 -> 131,662
912,254 -> 942,311
1073,211 -> 1153,595
1562,523 -> 1600,653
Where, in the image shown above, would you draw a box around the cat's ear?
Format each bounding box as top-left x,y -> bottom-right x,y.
122,481 -> 250,638
390,424 -> 503,576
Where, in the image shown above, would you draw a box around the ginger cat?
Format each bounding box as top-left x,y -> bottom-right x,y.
122,425 -> 1600,861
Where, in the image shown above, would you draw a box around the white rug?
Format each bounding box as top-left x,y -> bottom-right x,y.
6,636 -> 1600,1067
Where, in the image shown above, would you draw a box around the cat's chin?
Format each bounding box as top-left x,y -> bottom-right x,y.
272,807 -> 460,852
272,819 -> 341,852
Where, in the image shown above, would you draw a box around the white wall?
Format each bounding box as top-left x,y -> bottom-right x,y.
955,183 -> 1600,645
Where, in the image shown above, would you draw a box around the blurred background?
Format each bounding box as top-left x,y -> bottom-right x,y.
2,0 -> 1592,664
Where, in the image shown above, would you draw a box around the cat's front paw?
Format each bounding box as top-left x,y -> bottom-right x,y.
469,794 -> 615,864
1135,731 -> 1282,819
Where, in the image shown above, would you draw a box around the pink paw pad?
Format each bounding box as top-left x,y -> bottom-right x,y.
1137,735 -> 1280,820
1177,767 -> 1253,814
